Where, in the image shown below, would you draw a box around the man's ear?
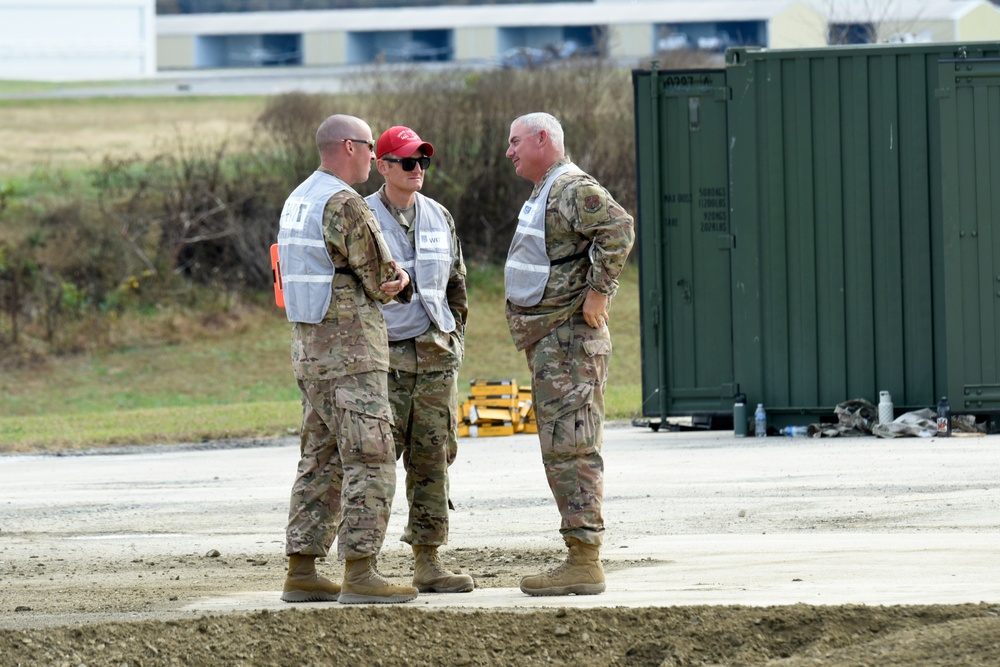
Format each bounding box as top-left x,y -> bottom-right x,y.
536,130 -> 548,147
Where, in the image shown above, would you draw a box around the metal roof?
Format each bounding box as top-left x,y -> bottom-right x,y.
157,1 -> 810,35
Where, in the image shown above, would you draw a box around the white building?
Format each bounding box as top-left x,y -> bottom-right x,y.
0,0 -> 156,81
2,1 -> 997,82
156,1 -> 829,70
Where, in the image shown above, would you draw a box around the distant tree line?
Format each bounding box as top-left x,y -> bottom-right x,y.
156,0 -> 569,13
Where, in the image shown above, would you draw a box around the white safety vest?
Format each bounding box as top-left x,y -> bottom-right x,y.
366,192 -> 456,341
504,163 -> 583,307
276,171 -> 353,324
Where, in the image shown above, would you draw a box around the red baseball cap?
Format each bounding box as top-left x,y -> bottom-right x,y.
376,126 -> 434,159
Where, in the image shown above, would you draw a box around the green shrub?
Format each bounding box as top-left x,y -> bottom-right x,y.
0,61 -> 647,361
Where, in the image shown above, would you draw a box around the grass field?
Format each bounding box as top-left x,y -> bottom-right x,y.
0,263 -> 642,452
0,95 -> 262,180
0,94 -> 642,452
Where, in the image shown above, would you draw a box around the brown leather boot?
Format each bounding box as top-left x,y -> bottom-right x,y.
280,554 -> 340,603
339,556 -> 419,604
519,537 -> 606,596
412,545 -> 475,593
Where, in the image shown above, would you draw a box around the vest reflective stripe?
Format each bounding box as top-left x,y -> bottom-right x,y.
366,191 -> 456,341
276,171 -> 352,324
504,163 -> 583,307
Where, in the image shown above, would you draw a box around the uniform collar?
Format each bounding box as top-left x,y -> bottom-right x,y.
531,158 -> 571,198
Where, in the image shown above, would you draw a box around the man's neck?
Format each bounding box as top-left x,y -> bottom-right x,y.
319,164 -> 351,185
384,185 -> 416,210
531,157 -> 565,185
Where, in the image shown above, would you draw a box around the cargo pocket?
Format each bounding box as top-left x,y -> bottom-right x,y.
336,385 -> 395,464
531,324 -> 594,425
534,382 -> 592,425
572,325 -> 611,386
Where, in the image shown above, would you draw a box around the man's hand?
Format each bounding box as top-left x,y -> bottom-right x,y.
381,261 -> 410,298
582,288 -> 609,329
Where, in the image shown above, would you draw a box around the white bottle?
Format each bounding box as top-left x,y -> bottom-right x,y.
754,404 -> 767,438
878,390 -> 894,425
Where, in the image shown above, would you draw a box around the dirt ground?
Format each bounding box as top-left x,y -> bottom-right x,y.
1,544 -> 999,666
4,430 -> 1000,666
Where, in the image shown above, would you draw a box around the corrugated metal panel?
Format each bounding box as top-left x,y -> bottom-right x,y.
635,41 -> 1000,425
938,48 -> 1000,410
726,44 -> 950,414
633,68 -> 735,419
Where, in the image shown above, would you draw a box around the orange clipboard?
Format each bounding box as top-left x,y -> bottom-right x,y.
269,244 -> 285,308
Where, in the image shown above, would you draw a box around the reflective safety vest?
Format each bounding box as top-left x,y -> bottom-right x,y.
276,171 -> 353,324
504,163 -> 583,307
366,191 -> 456,341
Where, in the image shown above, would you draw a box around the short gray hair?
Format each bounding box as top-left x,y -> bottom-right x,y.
513,112 -> 565,153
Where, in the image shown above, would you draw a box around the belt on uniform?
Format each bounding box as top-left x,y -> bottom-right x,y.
550,247 -> 591,266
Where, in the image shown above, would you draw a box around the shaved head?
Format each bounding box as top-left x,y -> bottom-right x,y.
316,114 -> 367,159
313,114 -> 374,185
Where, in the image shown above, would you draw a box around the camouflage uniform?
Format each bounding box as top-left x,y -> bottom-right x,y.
374,186 -> 468,547
506,158 -> 635,547
285,170 -> 413,561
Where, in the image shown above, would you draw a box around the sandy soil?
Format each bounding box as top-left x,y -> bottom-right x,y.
2,544 -> 1000,667
0,544 -> 997,666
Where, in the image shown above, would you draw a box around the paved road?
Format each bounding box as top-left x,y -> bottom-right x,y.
0,62 -> 495,100
2,425 -> 999,612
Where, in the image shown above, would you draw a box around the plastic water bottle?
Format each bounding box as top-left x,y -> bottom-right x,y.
878,390 -> 894,425
733,393 -> 748,437
754,403 -> 767,438
779,425 -> 809,437
936,396 -> 951,437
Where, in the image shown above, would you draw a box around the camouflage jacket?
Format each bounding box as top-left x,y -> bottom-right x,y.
373,185 -> 468,373
291,175 -> 413,381
506,158 -> 635,351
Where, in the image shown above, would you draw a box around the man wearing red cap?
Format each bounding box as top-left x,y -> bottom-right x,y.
365,126 -> 474,594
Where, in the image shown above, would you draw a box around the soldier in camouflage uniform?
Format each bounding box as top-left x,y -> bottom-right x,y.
276,114 -> 418,605
504,112 -> 635,596
365,126 -> 474,593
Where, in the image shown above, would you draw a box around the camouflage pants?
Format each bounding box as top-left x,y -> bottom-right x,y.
285,371 -> 396,561
525,314 -> 610,547
388,368 -> 459,546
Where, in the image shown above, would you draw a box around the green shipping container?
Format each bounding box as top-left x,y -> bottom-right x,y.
633,42 -> 1000,428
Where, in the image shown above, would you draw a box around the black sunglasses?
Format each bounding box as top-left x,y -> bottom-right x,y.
382,156 -> 431,171
342,138 -> 375,151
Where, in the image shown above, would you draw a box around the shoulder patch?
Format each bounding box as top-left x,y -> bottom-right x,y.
584,194 -> 603,214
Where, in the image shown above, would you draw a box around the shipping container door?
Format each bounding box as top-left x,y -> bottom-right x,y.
726,47 -> 940,417
633,69 -> 735,419
938,52 -> 1000,412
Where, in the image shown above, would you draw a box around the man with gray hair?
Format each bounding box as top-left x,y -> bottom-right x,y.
276,113 -> 418,605
504,111 -> 635,596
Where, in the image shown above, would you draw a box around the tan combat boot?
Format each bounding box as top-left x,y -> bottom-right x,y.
280,554 -> 341,603
519,537 -> 606,596
339,556 -> 419,604
412,545 -> 475,593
